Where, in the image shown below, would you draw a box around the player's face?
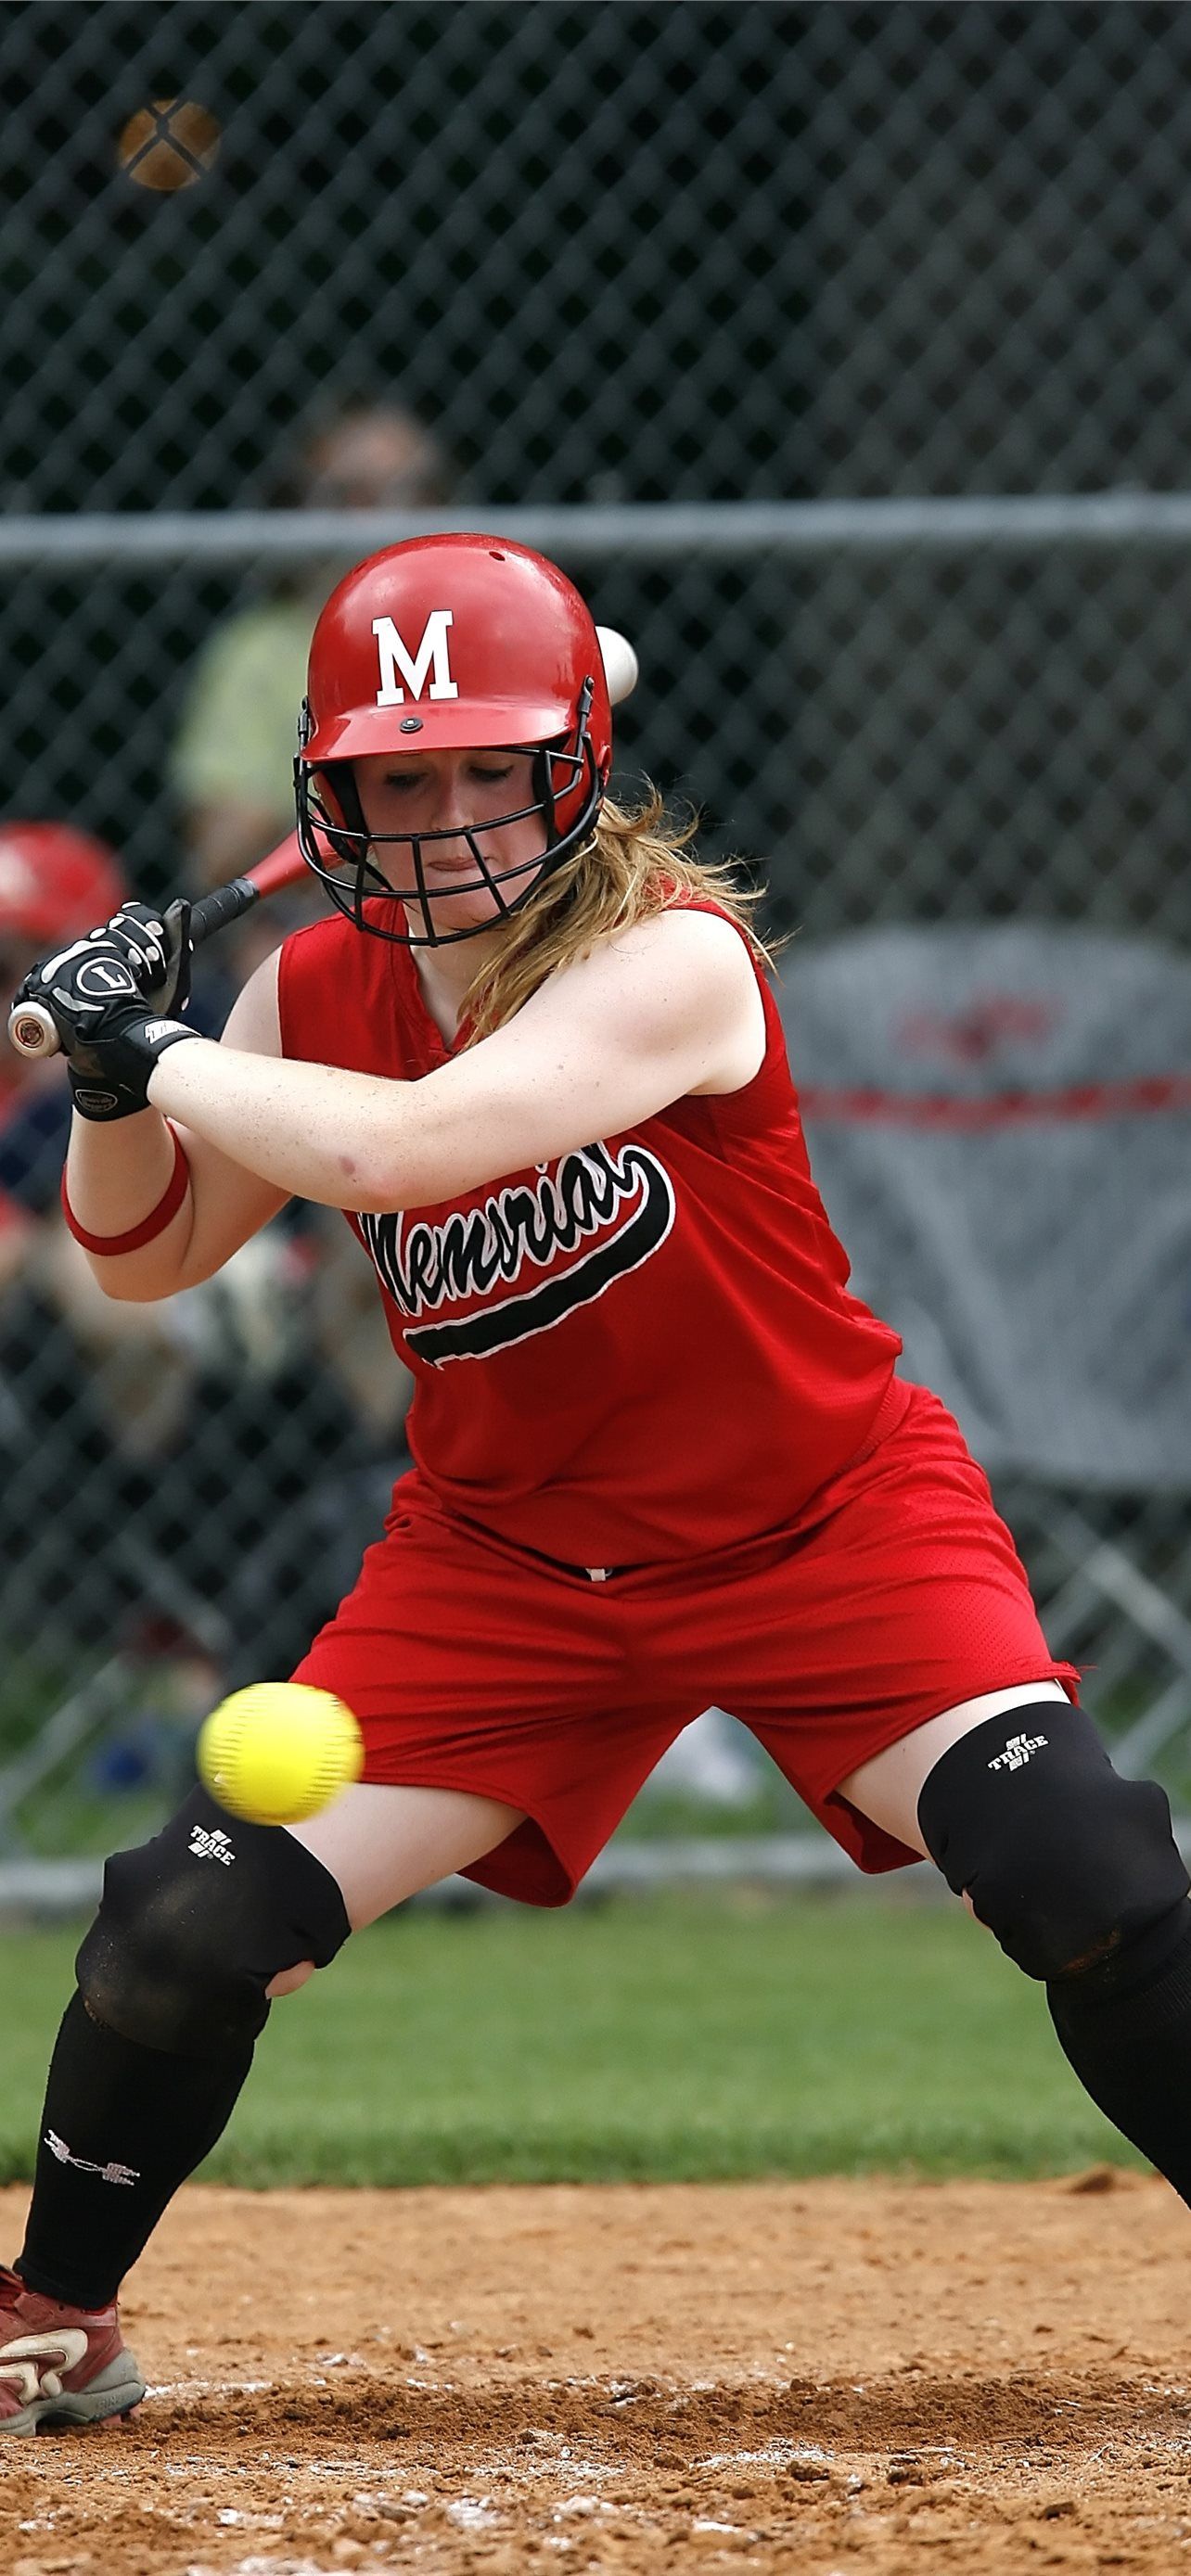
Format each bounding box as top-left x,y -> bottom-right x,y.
352,747 -> 547,936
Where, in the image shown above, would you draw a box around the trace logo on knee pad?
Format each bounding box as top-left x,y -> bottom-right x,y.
187,1824 -> 236,1866
917,1702 -> 1190,1983
987,1731 -> 1048,1772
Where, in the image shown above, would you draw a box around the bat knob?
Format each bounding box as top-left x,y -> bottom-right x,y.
7,1001 -> 59,1059
596,627 -> 639,707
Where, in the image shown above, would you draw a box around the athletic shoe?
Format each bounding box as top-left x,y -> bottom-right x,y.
0,2266 -> 146,2434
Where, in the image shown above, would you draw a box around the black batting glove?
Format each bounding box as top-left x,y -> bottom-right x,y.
94,900 -> 193,1020
69,1063 -> 150,1125
66,901 -> 193,1116
65,1001 -> 202,1124
13,922 -> 202,1122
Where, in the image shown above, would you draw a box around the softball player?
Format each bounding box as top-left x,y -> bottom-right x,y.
2,536 -> 1187,2433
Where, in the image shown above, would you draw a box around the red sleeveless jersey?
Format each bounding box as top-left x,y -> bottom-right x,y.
276,907 -> 902,1564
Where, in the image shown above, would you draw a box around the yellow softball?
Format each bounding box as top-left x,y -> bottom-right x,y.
197,1682 -> 364,1826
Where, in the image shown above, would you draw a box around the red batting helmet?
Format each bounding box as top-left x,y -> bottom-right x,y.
0,823 -> 126,946
295,534 -> 613,946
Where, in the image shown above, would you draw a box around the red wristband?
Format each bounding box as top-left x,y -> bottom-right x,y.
60,1124 -> 191,1256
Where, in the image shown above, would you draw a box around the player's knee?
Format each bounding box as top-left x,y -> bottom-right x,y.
916,1702 -> 1188,1983
76,1787 -> 351,2054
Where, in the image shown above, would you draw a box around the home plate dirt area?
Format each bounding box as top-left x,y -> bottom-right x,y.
4,2174 -> 1191,2573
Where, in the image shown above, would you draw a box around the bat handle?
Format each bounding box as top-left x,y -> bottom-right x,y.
6,875 -> 264,1061
190,875 -> 260,947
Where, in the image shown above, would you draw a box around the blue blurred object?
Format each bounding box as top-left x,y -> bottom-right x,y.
0,1087 -> 71,1216
89,1724 -> 160,1793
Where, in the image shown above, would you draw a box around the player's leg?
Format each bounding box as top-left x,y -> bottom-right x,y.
839,1691 -> 1191,2204
715,1384 -> 1191,2207
2,1780 -> 519,2432
3,1486 -> 633,2431
18,1780 -> 519,2303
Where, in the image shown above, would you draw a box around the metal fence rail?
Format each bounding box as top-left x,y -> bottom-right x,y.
13,494 -> 1191,564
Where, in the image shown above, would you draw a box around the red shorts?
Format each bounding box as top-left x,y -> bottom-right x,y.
292,1379 -> 1078,1905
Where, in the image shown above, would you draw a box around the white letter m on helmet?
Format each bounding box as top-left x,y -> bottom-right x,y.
372,610 -> 459,708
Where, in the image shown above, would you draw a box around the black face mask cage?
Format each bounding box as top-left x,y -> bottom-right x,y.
294,682 -> 602,948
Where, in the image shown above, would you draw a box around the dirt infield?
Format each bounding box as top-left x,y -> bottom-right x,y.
3,2173 -> 1191,2572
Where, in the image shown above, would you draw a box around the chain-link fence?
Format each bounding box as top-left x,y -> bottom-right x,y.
7,3 -> 1191,928
4,1 -> 1191,1875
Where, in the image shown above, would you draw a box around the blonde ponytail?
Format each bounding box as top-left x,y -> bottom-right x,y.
460,787 -> 775,1045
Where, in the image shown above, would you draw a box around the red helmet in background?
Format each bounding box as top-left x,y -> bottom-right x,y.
0,823 -> 126,947
295,534 -> 613,946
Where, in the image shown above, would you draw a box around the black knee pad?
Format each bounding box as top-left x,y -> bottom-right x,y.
76,1787 -> 352,2055
916,1702 -> 1189,1982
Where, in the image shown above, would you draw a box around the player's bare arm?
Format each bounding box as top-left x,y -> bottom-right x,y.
145,906 -> 767,1214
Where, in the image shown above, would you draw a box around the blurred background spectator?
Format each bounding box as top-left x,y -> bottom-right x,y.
170,394 -> 457,908
0,823 -> 128,1287
0,821 -> 411,1784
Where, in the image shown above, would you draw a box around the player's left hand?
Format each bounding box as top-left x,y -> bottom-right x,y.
13,908 -> 201,1122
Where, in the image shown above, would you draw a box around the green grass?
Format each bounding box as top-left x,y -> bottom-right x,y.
0,1892 -> 1137,2188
